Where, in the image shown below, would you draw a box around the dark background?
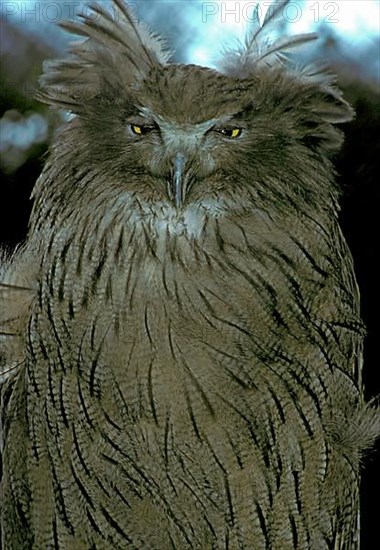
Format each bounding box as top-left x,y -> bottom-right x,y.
1,1 -> 379,546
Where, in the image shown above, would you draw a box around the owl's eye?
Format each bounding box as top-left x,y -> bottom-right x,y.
130,124 -> 154,136
217,128 -> 242,139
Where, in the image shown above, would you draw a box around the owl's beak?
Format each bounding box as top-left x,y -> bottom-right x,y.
169,152 -> 187,208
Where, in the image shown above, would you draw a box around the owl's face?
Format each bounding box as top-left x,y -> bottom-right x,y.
123,66 -> 255,209
79,63 -> 327,223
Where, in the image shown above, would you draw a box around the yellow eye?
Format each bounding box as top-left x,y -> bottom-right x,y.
219,128 -> 242,138
231,128 -> 242,138
130,124 -> 154,136
131,124 -> 143,135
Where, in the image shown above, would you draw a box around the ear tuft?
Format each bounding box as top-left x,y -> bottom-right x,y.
297,82 -> 354,153
36,0 -> 171,112
312,86 -> 354,124
217,0 -> 318,78
217,0 -> 353,128
295,64 -> 354,124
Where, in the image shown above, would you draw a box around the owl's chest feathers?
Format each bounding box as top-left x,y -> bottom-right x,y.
64,202 -> 275,309
48,201 -> 332,332
50,203 -> 332,363
37,205 -> 353,450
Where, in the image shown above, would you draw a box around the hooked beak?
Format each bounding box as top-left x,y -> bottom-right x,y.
168,153 -> 187,208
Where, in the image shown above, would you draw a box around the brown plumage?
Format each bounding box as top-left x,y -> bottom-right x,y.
1,1 -> 379,548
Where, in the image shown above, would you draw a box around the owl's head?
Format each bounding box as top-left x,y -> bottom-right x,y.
36,0 -> 353,219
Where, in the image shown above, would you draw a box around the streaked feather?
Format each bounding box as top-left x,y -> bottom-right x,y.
0,254 -> 36,385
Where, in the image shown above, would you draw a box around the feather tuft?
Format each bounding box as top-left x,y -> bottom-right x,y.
36,0 -> 171,111
217,0 -> 318,77
216,1 -> 353,125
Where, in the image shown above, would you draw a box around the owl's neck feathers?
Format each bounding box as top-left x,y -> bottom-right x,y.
126,197 -> 226,238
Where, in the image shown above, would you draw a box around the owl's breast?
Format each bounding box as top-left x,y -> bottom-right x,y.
78,212 -> 339,428
24,207 -> 363,547
34,195 -> 360,425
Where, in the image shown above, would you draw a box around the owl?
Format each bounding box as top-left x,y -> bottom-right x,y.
1,0 -> 379,548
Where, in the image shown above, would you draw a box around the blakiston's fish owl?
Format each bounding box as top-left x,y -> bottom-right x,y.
1,0 -> 379,548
